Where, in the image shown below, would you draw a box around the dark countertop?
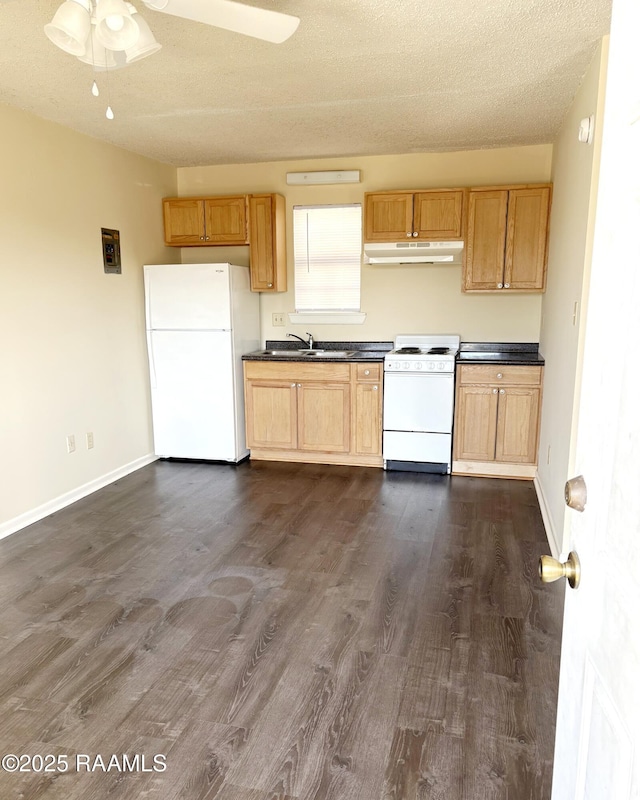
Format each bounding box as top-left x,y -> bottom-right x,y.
457,342 -> 545,366
242,340 -> 393,363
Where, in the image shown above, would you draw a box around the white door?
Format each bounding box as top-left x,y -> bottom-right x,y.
144,263 -> 232,330
551,0 -> 640,796
147,330 -> 237,460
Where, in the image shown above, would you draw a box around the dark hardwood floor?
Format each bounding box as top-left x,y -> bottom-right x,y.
0,460 -> 564,799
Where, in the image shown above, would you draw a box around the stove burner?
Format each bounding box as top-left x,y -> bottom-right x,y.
396,347 -> 421,354
428,347 -> 449,355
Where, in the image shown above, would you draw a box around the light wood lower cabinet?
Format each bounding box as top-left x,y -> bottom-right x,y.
244,379 -> 297,450
453,364 -> 543,479
244,361 -> 383,467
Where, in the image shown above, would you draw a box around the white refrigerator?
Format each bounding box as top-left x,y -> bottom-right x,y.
144,263 -> 260,462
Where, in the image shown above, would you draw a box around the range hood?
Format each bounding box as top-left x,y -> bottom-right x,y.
364,241 -> 464,264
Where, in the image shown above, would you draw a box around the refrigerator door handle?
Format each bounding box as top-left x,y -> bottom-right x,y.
145,272 -> 153,327
147,331 -> 157,388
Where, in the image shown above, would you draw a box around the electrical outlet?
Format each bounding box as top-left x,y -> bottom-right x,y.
86,432 -> 94,450
66,435 -> 76,454
272,312 -> 285,326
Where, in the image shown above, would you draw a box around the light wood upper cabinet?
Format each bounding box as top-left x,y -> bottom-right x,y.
163,196 -> 248,246
203,196 -> 248,244
453,364 -> 543,479
464,184 -> 551,292
162,198 -> 205,245
364,193 -> 414,241
243,361 -> 382,467
364,189 -> 465,242
163,193 -> 287,293
413,191 -> 464,239
248,194 -> 287,293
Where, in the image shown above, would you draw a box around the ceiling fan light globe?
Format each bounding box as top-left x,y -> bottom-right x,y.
44,0 -> 91,56
105,14 -> 125,31
76,26 -> 119,68
95,0 -> 139,50
124,14 -> 162,62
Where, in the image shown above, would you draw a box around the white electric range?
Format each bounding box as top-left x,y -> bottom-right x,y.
383,334 -> 460,473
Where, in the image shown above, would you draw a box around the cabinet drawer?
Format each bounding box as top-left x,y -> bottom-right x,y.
354,363 -> 382,382
244,361 -> 350,383
458,364 -> 542,386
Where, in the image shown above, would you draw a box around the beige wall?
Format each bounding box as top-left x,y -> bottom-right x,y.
536,39 -> 609,554
178,145 -> 553,343
0,103 -> 176,535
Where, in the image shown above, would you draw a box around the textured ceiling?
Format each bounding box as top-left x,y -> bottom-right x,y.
0,0 -> 611,167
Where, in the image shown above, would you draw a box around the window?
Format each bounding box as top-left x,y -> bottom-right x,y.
293,204 -> 362,312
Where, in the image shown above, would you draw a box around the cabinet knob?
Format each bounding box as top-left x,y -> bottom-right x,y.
297,383 -> 301,388
497,282 -> 503,289
492,388 -> 499,394
496,373 -> 503,379
364,369 -> 370,375
499,389 -> 505,394
406,232 -> 412,238
504,283 -> 510,288
412,231 -> 418,237
373,385 -> 378,390
267,283 -> 273,288
199,236 -> 205,240
205,236 -> 210,241
291,383 -> 296,388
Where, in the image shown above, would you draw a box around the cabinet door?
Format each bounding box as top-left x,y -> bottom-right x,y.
249,194 -> 287,292
297,382 -> 351,453
454,385 -> 499,461
364,193 -> 414,241
245,380 -> 297,450
413,191 -> 464,239
464,190 -> 509,290
495,387 -> 540,464
504,187 -> 551,290
203,196 -> 247,244
353,382 -> 382,456
163,198 -> 204,245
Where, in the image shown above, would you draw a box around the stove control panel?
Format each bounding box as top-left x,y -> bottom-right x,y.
385,359 -> 454,373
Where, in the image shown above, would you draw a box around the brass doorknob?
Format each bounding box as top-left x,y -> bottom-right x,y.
539,551 -> 581,589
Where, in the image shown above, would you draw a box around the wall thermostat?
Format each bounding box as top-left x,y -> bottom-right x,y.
101,228 -> 121,274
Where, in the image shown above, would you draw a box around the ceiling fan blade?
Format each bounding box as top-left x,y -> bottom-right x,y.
143,0 -> 300,44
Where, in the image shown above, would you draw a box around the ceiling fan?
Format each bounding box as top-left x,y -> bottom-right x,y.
43,0 -> 300,70
141,0 -> 299,44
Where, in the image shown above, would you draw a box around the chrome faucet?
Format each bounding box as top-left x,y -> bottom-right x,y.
287,332 -> 314,349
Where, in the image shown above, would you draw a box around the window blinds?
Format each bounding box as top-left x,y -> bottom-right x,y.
293,204 -> 362,312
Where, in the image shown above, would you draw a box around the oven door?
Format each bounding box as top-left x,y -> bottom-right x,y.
383,372 -> 455,433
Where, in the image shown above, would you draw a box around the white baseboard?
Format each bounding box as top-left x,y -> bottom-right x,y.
534,472 -> 561,559
0,454 -> 158,542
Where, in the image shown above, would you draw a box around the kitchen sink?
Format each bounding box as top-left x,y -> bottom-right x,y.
305,350 -> 356,357
252,349 -> 357,358
256,350 -> 301,356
